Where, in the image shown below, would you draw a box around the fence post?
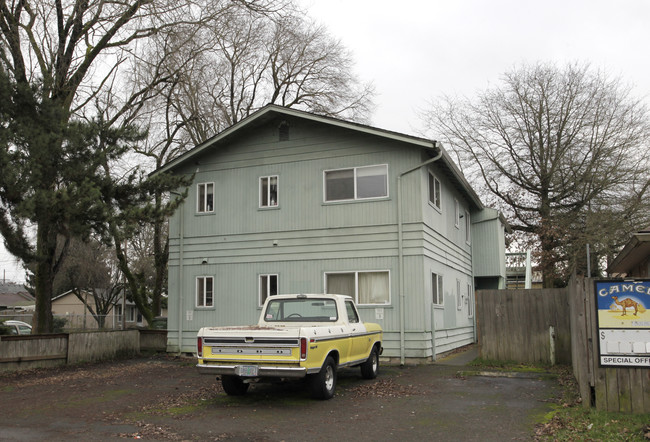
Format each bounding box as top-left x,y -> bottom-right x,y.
549,325 -> 556,366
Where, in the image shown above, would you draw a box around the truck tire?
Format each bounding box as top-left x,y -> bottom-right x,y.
360,346 -> 379,379
221,375 -> 249,396
310,356 -> 337,400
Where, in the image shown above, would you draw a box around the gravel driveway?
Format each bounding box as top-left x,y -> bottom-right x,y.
0,348 -> 560,441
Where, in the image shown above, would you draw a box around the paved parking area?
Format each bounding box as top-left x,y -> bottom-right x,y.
0,349 -> 560,441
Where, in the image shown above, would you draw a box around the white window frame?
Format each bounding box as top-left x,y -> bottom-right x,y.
454,199 -> 460,228
196,276 -> 214,308
259,175 -> 279,208
468,282 -> 474,318
465,210 -> 471,244
456,279 -> 462,311
114,304 -> 123,324
323,164 -> 388,202
259,274 -> 278,306
428,172 -> 441,210
197,182 -> 214,213
126,305 -> 136,322
324,270 -> 391,305
432,272 -> 443,306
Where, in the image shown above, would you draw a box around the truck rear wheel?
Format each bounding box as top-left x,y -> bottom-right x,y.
221,375 -> 249,396
310,356 -> 337,400
360,346 -> 379,379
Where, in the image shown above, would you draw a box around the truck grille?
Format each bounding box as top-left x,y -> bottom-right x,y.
203,337 -> 300,346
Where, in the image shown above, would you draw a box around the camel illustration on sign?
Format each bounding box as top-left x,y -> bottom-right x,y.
611,296 -> 646,316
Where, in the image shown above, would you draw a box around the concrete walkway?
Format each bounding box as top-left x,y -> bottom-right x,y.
435,344 -> 480,366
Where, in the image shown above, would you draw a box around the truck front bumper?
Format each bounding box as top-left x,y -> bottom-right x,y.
196,363 -> 308,378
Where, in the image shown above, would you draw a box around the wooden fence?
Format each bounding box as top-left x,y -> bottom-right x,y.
478,278 -> 649,414
569,277 -> 650,414
477,288 -> 572,365
0,329 -> 167,372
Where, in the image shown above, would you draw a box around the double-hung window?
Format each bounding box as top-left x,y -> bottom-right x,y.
259,274 -> 278,306
260,176 -> 279,207
429,173 -> 441,210
432,273 -> 443,306
324,164 -> 388,202
325,270 -> 390,305
197,182 -> 214,213
196,276 -> 214,307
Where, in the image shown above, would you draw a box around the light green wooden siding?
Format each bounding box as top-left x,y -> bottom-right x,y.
167,117 -> 481,358
472,209 -> 507,279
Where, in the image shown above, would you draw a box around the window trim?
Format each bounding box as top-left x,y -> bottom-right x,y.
259,175 -> 279,208
126,305 -> 136,322
456,279 -> 462,311
259,274 -> 278,306
465,210 -> 471,244
196,276 -> 214,308
197,182 -> 215,213
428,172 -> 441,211
323,164 -> 389,202
432,272 -> 444,307
324,270 -> 391,306
454,199 -> 460,228
468,282 -> 474,318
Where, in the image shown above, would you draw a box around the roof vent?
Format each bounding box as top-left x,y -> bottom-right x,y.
278,121 -> 289,141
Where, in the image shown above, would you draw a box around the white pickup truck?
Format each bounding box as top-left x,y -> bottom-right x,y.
196,293 -> 383,399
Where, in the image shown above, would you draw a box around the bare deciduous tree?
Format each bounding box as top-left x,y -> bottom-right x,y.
0,0 -> 285,332
424,62 -> 650,286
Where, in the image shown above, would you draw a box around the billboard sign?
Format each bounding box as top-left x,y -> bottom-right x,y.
595,279 -> 650,368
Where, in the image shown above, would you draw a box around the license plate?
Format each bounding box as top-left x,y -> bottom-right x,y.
235,365 -> 259,376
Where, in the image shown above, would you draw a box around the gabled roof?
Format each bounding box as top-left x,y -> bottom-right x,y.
0,283 -> 33,308
154,104 -> 483,210
608,227 -> 650,276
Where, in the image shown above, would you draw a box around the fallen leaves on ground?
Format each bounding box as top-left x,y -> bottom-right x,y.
346,377 -> 420,398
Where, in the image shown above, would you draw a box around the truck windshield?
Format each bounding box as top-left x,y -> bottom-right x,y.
264,298 -> 338,322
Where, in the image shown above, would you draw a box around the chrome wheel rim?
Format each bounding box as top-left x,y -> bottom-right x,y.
325,365 -> 334,391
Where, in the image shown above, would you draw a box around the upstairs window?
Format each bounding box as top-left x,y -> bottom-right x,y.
260,176 -> 279,207
197,182 -> 214,213
324,164 -> 388,202
429,173 -> 441,210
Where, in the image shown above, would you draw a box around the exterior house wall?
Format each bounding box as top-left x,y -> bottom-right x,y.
471,208 -> 509,289
164,106 -> 502,360
52,292 -> 119,329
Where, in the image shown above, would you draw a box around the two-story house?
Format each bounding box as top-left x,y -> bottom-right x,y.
156,105 -> 508,363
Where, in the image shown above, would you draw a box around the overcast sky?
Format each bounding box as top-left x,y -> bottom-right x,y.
2,0 -> 649,283
301,0 -> 650,135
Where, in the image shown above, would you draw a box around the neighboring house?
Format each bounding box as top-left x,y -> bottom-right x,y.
157,105 -> 508,362
0,282 -> 34,312
608,227 -> 650,278
52,290 -> 143,329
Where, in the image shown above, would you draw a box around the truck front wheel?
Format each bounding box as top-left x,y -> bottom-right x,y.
221,375 -> 249,396
310,356 -> 337,400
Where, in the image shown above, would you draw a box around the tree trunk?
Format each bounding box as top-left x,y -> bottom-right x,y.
33,223 -> 56,333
